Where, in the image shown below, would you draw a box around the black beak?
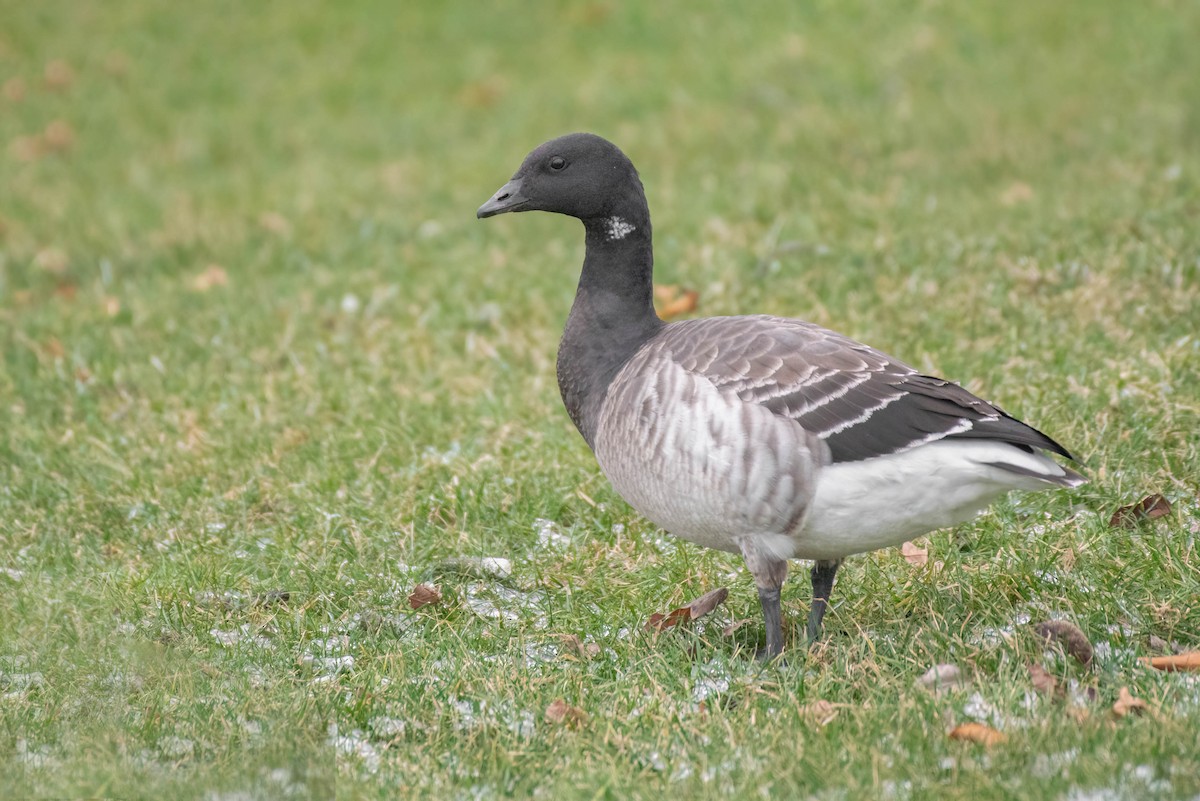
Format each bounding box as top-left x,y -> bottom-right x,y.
476,178 -> 529,219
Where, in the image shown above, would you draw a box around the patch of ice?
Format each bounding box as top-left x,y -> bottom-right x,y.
327,724 -> 379,774
963,692 -> 1005,728
301,654 -> 355,676
368,716 -> 406,737
422,441 -> 461,465
510,710 -> 536,739
159,736 -> 194,758
15,739 -> 58,769
534,518 -> 571,549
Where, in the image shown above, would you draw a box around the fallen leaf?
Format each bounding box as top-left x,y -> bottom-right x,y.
654,284 -> 700,319
558,633 -> 600,660
407,583 -> 441,610
259,212 -> 291,235
999,181 -> 1034,206
190,264 -> 228,291
1109,494 -> 1171,528
34,248 -> 69,275
1027,663 -> 1061,697
900,540 -> 928,566
1139,652 -> 1200,672
1111,686 -> 1150,719
544,699 -> 587,726
949,722 -> 1007,746
3,77 -> 25,102
43,59 -> 75,91
916,663 -> 969,694
9,135 -> 43,162
1033,620 -> 1094,667
42,120 -> 74,153
645,587 -> 728,632
799,699 -> 839,727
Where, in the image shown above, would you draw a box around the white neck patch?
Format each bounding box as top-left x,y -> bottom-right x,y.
604,216 -> 636,241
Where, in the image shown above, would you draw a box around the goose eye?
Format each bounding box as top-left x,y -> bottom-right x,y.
549,156 -> 567,171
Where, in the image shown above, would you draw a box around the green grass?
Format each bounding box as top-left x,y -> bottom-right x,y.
2,1 -> 1199,798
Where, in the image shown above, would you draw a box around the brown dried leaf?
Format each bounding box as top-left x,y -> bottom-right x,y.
646,587 -> 729,632
686,587 -> 729,619
1139,652 -> 1200,672
915,663 -> 969,695
545,699 -> 587,726
900,540 -> 928,566
1033,619 -> 1094,667
655,287 -> 700,320
1027,663 -> 1061,697
1111,686 -> 1150,719
999,181 -> 1035,206
34,248 -> 69,275
407,583 -> 441,610
1109,494 -> 1171,528
2,77 -> 25,102
190,264 -> 229,291
42,120 -> 74,153
259,212 -> 291,235
949,722 -> 1007,746
799,699 -> 839,727
9,134 -> 43,162
558,634 -> 600,660
43,59 -> 75,91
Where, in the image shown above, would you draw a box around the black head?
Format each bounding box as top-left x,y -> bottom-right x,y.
477,133 -> 641,222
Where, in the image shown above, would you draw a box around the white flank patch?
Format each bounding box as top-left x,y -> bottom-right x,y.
797,439 -> 1073,560
605,216 -> 636,241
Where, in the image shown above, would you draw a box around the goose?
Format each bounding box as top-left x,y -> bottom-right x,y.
477,133 -> 1085,659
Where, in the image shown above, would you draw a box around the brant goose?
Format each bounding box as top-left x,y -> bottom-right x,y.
478,133 -> 1085,659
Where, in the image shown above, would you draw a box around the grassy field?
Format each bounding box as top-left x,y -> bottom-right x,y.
2,1 -> 1199,798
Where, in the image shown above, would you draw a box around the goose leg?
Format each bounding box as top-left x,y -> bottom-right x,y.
806,559 -> 841,644
737,538 -> 789,661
